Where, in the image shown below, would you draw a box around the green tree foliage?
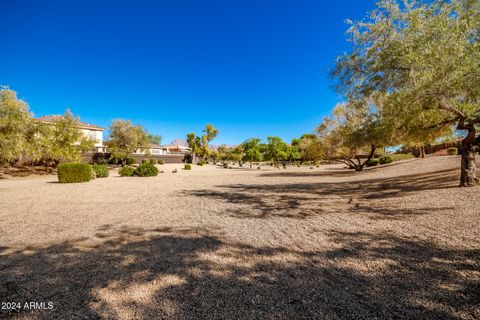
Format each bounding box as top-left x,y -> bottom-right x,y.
294,134 -> 323,162
333,0 -> 480,185
187,124 -> 219,161
241,138 -> 263,168
263,136 -> 289,163
227,145 -> 244,166
186,133 -> 201,158
105,120 -> 149,164
0,87 -> 34,164
209,149 -> 220,164
31,110 -> 95,166
148,134 -> 162,145
317,99 -> 396,171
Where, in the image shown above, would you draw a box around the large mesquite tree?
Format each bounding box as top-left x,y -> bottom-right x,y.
334,0 -> 480,186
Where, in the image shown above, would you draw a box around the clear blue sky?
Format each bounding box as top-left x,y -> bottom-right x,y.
0,0 -> 375,144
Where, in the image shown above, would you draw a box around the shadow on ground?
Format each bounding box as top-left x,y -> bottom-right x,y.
0,226 -> 478,319
0,166 -> 54,179
185,167 -> 458,219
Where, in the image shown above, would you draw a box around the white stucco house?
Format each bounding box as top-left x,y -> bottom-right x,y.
134,144 -> 191,155
36,115 -> 106,152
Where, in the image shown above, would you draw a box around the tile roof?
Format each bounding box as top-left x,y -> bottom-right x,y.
36,115 -> 104,130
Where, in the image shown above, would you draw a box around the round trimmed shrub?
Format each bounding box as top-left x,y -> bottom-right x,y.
141,159 -> 149,164
58,163 -> 93,183
126,157 -> 135,165
447,147 -> 458,155
134,163 -> 159,177
92,164 -> 109,178
158,159 -> 165,165
379,156 -> 393,165
119,166 -> 135,177
150,159 -> 157,165
184,164 -> 192,170
366,159 -> 379,167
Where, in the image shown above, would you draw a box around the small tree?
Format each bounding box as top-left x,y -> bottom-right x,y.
31,110 -> 95,167
228,145 -> 244,166
294,134 -> 323,162
187,124 -> 219,162
105,120 -> 149,164
187,133 -> 201,162
263,136 -> 289,164
241,138 -> 263,168
209,149 -> 220,164
317,99 -> 395,171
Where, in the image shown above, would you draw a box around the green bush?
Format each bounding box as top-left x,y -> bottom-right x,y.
197,160 -> 205,166
223,163 -> 228,168
119,166 -> 135,177
92,164 -> 109,178
141,159 -> 148,164
184,164 -> 192,170
447,147 -> 458,155
366,159 -> 379,167
158,159 -> 165,165
379,156 -> 393,165
134,163 -> 158,177
126,157 -> 135,165
150,159 -> 157,165
58,163 -> 93,183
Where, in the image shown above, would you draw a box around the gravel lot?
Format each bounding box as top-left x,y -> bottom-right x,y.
1,156 -> 479,319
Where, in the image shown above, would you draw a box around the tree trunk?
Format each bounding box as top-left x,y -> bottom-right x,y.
419,145 -> 425,158
459,130 -> 479,187
460,147 -> 478,187
356,145 -> 377,171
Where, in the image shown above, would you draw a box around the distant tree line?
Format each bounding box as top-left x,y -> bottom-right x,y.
195,134 -> 323,168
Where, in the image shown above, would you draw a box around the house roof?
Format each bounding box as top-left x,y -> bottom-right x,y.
36,115 -> 104,131
163,144 -> 191,150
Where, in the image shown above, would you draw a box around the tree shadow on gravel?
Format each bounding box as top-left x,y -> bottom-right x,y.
185,168 -> 458,219
0,226 -> 478,319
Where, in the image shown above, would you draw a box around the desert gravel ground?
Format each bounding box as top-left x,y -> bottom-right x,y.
0,156 -> 479,319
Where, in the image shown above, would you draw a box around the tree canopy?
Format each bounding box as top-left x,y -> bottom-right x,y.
331,0 -> 480,183
0,87 -> 34,164
105,120 -> 149,163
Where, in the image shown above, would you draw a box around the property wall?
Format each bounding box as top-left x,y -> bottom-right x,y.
82,152 -> 186,164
